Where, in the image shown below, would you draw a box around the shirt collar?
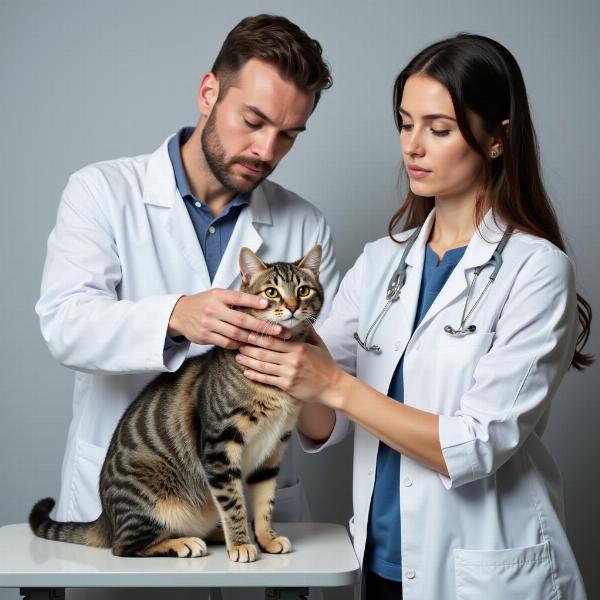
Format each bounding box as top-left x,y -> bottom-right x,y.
167,126 -> 250,211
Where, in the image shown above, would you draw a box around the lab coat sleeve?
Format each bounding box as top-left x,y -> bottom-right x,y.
35,173 -> 190,374
297,249 -> 365,453
437,248 -> 578,489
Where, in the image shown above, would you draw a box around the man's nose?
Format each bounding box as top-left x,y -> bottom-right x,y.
252,132 -> 276,163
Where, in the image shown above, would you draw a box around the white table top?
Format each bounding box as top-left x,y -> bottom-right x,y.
0,523 -> 359,589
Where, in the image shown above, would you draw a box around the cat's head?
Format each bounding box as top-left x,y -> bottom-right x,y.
238,245 -> 323,338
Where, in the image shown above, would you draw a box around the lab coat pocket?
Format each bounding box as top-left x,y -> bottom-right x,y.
454,541 -> 557,600
70,438 -> 107,522
273,479 -> 303,522
438,331 -> 495,352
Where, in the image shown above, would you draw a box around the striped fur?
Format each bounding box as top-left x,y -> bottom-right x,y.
29,245 -> 323,562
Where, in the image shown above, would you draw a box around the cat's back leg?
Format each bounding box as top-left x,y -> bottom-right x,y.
111,511 -> 208,558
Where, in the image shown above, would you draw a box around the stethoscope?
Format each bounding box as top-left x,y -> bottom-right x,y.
353,226 -> 513,353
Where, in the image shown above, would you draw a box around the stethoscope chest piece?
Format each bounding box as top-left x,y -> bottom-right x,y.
444,324 -> 477,336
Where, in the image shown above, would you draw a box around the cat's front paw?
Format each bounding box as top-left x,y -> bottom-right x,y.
228,543 -> 258,562
262,535 -> 291,554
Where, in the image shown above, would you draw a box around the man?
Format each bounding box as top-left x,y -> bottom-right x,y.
36,14 -> 338,599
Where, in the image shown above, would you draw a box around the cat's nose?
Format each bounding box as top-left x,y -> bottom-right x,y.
285,303 -> 298,314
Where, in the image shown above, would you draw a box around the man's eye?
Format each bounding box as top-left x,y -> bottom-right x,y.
264,288 -> 279,298
400,124 -> 413,132
244,119 -> 260,129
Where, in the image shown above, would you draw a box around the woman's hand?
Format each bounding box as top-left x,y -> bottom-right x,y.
236,328 -> 345,407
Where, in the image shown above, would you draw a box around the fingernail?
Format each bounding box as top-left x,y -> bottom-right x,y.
273,325 -> 282,334
248,333 -> 257,343
259,299 -> 268,307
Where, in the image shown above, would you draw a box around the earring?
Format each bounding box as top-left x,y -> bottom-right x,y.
490,150 -> 499,158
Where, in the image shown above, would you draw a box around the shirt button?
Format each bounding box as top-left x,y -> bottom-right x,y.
414,342 -> 421,351
208,225 -> 216,234
403,477 -> 413,487
405,568 -> 416,579
194,201 -> 202,208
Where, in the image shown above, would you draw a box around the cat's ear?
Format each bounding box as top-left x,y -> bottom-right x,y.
239,247 -> 268,284
297,244 -> 322,277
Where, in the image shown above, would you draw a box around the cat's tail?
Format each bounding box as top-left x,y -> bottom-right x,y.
29,497 -> 111,548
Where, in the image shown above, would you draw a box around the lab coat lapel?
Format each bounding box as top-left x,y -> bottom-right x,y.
359,212 -> 433,395
210,183 -> 271,291
414,208 -> 508,333
143,136 -> 211,287
396,210 -> 436,337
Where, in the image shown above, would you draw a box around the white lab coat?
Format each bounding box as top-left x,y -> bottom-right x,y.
36,134 -> 340,529
303,208 -> 587,599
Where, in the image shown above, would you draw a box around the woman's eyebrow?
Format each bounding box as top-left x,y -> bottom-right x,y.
399,107 -> 456,122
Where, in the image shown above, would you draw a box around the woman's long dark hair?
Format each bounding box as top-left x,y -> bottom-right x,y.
388,33 -> 592,370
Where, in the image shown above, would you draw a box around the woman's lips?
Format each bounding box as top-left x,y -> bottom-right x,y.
407,165 -> 431,179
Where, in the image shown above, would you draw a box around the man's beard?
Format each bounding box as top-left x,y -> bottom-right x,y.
201,110 -> 273,195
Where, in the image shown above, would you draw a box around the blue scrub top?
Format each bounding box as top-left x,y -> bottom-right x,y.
365,242 -> 467,581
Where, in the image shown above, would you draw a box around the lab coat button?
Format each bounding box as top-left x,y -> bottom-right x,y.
394,341 -> 402,352
403,477 -> 413,487
405,568 -> 416,579
368,468 -> 374,476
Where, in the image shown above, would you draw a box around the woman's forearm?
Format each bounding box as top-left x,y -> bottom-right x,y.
325,372 -> 449,476
297,403 -> 336,444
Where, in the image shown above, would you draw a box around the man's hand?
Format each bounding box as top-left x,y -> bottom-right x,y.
167,289 -> 288,349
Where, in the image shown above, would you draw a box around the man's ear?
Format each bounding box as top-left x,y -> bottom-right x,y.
297,244 -> 322,277
197,72 -> 219,119
239,247 -> 268,285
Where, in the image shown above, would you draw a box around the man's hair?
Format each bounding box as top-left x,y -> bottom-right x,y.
211,14 -> 332,110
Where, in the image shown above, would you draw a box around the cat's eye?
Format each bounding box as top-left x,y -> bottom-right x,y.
297,286 -> 311,298
264,287 -> 279,299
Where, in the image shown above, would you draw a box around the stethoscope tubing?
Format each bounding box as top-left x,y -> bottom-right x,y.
354,226 -> 513,352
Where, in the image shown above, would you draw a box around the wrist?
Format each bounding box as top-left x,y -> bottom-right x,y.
167,294 -> 187,337
321,369 -> 354,412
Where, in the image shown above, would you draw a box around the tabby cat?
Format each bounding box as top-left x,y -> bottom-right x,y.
29,245 -> 323,563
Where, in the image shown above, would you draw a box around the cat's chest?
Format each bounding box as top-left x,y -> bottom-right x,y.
240,384 -> 301,473
245,383 -> 299,421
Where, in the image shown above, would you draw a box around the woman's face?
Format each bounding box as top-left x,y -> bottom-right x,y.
399,74 -> 490,203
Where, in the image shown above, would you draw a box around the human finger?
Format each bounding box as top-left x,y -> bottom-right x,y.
245,331 -> 292,351
235,352 -> 284,375
238,345 -> 288,365
241,368 -> 282,388
221,306 -> 285,338
218,289 -> 270,310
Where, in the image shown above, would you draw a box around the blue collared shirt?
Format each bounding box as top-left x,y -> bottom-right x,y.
167,127 -> 249,282
165,128 -> 249,349
366,243 -> 468,582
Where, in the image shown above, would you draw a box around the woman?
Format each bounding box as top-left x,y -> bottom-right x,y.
235,34 -> 592,599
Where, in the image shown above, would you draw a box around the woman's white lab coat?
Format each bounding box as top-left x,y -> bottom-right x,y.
305,208 -> 587,599
35,135 -> 339,526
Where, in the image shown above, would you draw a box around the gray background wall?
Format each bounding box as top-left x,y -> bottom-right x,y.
1,1 -> 598,598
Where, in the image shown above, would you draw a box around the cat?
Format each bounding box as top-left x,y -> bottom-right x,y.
29,244 -> 323,563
